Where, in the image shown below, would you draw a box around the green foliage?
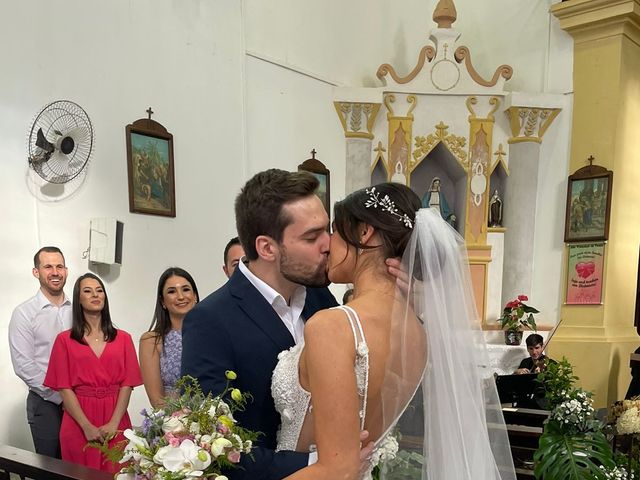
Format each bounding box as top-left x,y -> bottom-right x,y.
499,296 -> 539,331
536,357 -> 579,410
534,420 -> 615,480
375,449 -> 425,480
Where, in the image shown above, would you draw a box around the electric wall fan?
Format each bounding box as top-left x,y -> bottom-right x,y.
27,100 -> 94,184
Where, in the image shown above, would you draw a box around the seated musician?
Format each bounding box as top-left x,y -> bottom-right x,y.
515,334 -> 554,375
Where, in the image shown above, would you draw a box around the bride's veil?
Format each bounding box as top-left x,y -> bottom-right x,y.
380,208 -> 516,480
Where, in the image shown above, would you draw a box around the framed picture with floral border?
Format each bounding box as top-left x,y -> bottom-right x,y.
298,149 -> 330,215
125,115 -> 176,217
564,162 -> 612,243
565,242 -> 605,305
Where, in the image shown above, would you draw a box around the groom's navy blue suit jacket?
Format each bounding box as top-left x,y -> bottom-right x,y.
182,267 -> 338,480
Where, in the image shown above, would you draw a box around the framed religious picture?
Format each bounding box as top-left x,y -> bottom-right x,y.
298,149 -> 330,215
564,160 -> 613,243
565,242 -> 605,305
125,111 -> 176,217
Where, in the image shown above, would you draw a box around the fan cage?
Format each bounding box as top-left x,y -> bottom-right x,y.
28,100 -> 94,184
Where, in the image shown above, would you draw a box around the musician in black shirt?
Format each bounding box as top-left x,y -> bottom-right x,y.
515,334 -> 554,374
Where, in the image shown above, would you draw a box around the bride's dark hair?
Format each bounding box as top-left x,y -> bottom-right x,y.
333,182 -> 421,259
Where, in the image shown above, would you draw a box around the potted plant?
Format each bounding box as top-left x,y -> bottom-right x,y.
499,294 -> 538,345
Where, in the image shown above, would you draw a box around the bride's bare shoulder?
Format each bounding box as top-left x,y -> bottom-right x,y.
304,308 -> 354,346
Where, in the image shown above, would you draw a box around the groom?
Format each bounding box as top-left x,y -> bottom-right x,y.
182,169 -> 339,479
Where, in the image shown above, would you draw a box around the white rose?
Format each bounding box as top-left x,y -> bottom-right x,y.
210,437 -> 233,457
215,476 -> 229,480
161,439 -> 212,475
162,415 -> 187,434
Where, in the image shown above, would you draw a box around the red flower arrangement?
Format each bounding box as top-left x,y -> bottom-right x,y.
499,294 -> 539,332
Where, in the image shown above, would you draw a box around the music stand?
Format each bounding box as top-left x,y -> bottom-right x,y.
495,373 -> 539,408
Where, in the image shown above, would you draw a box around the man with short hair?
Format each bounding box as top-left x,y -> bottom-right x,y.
222,236 -> 245,279
183,169 -> 339,479
9,246 -> 72,458
515,333 -> 549,374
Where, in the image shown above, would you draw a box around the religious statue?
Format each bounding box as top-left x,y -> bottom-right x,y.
488,189 -> 503,227
422,177 -> 454,224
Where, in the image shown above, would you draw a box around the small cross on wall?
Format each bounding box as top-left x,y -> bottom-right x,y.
146,107 -> 154,120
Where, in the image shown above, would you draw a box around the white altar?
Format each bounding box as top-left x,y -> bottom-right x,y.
483,331 -> 549,375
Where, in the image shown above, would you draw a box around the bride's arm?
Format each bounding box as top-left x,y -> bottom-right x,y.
285,310 -> 361,480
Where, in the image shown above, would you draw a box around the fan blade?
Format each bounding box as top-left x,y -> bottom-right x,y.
35,128 -> 55,153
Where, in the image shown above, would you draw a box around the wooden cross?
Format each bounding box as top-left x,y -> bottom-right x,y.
587,155 -> 595,167
146,107 -> 154,120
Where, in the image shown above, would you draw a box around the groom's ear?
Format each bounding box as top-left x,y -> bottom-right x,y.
255,235 -> 278,262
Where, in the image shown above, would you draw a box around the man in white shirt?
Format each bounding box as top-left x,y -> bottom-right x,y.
9,246 -> 72,458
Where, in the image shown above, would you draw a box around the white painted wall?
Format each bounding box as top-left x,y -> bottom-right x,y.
0,0 -> 573,453
0,0 -> 245,450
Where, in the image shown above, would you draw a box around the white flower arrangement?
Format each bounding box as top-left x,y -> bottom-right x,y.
550,390 -> 596,433
370,434 -> 399,467
113,374 -> 258,480
617,407 -> 640,435
599,465 -> 635,480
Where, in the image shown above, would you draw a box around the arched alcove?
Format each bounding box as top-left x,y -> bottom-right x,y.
410,142 -> 467,234
371,155 -> 388,185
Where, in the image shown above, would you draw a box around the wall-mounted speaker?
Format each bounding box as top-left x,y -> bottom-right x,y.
89,218 -> 124,265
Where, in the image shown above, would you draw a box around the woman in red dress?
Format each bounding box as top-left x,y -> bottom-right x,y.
44,273 -> 142,473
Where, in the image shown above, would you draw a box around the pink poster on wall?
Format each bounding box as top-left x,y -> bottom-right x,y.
565,242 -> 605,305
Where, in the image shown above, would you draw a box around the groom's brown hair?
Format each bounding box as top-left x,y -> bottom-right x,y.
235,169 -> 319,261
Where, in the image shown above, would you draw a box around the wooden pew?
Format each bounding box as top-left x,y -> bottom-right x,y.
0,444 -> 114,480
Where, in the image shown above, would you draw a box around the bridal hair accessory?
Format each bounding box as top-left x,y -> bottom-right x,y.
364,187 -> 413,228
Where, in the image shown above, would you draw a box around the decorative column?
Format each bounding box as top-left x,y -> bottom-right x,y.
464,96 -> 500,324
501,101 -> 561,306
384,93 -> 416,185
334,102 -> 381,194
550,0 -> 640,408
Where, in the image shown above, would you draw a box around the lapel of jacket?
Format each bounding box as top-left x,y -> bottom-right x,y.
228,269 -> 296,352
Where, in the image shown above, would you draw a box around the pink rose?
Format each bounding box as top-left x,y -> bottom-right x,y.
227,450 -> 241,463
165,432 -> 180,448
217,422 -> 230,435
517,295 -> 528,301
506,300 -> 519,309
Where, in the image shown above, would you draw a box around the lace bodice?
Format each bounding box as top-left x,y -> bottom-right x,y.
271,305 -> 370,452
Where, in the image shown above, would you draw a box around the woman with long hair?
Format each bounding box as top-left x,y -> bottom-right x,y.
271,182 -> 516,479
139,267 -> 199,407
44,273 -> 142,473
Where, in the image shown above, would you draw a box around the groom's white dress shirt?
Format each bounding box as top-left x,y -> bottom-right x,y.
237,260 -> 307,344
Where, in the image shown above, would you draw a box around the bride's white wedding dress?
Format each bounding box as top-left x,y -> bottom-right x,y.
271,305 -> 378,479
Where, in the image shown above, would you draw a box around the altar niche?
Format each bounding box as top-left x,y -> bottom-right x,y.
488,154 -> 508,229
410,142 -> 467,235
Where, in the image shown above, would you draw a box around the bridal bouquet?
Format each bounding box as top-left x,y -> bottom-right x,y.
115,373 -> 258,480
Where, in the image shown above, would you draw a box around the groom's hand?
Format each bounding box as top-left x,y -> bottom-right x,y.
386,257 -> 409,298
359,430 -> 375,476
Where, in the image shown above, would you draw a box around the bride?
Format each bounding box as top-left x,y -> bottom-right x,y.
272,183 -> 516,480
